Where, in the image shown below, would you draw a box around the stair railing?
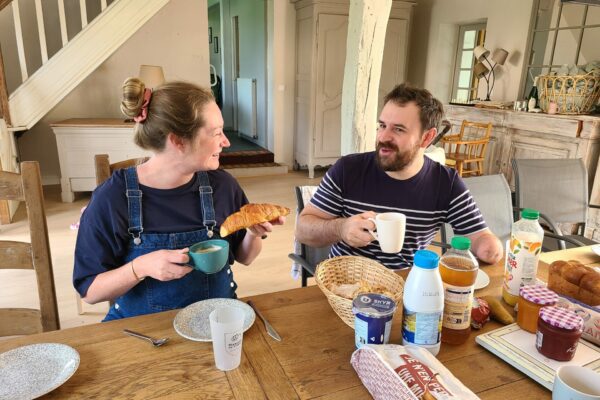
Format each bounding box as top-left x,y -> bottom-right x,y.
0,0 -> 112,127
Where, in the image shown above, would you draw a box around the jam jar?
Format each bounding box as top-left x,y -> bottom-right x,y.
536,306 -> 583,361
517,285 -> 558,333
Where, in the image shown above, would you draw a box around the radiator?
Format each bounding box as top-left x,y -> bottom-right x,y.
235,78 -> 257,139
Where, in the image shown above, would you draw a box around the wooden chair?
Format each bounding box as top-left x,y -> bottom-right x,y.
75,154 -> 150,315
0,161 -> 60,336
441,120 -> 492,177
94,154 -> 150,186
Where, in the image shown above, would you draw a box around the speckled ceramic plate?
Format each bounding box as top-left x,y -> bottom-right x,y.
0,343 -> 80,400
173,298 -> 255,342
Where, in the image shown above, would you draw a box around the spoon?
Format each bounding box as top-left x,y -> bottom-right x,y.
123,329 -> 169,347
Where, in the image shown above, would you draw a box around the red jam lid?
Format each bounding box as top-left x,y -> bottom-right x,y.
519,285 -> 558,305
539,306 -> 584,331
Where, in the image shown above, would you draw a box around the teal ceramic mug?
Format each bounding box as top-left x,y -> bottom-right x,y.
187,239 -> 230,274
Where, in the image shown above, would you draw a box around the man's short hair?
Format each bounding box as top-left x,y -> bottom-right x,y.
383,83 -> 444,133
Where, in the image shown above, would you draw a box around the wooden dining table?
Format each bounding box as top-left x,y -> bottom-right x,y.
1,246 -> 598,399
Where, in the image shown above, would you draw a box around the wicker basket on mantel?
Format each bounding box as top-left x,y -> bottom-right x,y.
538,72 -> 600,115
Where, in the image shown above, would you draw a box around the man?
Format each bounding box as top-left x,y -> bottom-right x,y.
295,83 -> 503,269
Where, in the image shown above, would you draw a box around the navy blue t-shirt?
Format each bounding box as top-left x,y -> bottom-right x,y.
310,152 -> 487,268
73,169 -> 247,297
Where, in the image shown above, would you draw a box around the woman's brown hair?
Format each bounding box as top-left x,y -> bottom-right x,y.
120,78 -> 215,151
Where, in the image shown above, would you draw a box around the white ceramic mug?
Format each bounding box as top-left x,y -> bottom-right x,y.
368,212 -> 406,253
552,366 -> 600,400
209,306 -> 245,371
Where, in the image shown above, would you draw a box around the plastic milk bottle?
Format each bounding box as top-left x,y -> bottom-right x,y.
402,250 -> 444,356
502,208 -> 544,306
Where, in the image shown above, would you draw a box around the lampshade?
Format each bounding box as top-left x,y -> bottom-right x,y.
491,48 -> 509,65
473,62 -> 489,78
473,45 -> 490,61
138,65 -> 165,89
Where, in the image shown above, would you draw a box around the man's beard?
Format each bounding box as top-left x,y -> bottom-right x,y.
375,140 -> 420,172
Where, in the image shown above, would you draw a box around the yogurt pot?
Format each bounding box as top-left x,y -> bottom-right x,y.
352,293 -> 396,348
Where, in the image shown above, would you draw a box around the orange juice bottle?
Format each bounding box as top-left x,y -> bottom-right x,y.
502,208 -> 544,306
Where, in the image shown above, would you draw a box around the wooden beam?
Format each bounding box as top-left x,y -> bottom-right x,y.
0,0 -> 12,13
341,0 -> 392,154
0,44 -> 11,126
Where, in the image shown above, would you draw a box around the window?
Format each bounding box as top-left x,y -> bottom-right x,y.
523,0 -> 600,97
451,23 -> 487,102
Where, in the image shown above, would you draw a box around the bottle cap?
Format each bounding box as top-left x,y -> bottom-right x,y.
450,236 -> 471,250
413,250 -> 439,269
521,208 -> 540,220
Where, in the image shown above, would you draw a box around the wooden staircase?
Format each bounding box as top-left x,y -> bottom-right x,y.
0,0 -> 169,222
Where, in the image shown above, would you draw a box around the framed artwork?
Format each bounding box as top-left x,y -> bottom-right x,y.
209,27 -> 212,43
214,37 -> 219,53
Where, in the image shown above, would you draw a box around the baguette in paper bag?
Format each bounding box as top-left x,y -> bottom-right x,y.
351,344 -> 478,400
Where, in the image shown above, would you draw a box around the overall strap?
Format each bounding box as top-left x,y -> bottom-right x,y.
124,167 -> 143,245
197,171 -> 216,238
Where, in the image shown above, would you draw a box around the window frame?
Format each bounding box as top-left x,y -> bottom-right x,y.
520,0 -> 600,98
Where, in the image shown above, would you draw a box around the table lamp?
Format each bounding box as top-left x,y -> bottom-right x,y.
138,65 -> 165,89
473,46 -> 509,101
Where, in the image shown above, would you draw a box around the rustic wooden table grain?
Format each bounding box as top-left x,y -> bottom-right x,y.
2,247 -> 596,399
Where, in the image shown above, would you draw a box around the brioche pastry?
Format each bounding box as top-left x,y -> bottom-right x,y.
548,260 -> 600,306
220,203 -> 290,237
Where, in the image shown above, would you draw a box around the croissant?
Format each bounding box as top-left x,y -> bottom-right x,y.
220,203 -> 290,237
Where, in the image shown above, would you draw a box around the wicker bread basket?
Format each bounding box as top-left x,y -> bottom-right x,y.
538,72 -> 600,115
315,256 -> 405,328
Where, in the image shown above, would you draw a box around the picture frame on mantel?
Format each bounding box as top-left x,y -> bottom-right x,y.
209,27 -> 212,44
214,36 -> 219,54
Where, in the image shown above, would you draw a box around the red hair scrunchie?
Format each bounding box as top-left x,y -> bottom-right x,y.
134,88 -> 152,123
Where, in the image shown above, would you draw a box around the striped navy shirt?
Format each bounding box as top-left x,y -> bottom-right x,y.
310,152 -> 487,269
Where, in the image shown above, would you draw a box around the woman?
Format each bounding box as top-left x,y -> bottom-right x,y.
73,78 -> 283,321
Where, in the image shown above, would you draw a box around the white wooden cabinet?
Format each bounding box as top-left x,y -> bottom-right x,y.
293,0 -> 415,178
51,119 -> 152,202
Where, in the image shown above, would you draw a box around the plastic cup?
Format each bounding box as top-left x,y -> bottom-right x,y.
209,306 -> 244,371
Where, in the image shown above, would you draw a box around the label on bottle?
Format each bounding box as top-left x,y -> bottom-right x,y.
503,233 -> 542,298
402,307 -> 442,345
442,283 -> 474,330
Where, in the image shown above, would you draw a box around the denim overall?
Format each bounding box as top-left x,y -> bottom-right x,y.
103,167 -> 237,321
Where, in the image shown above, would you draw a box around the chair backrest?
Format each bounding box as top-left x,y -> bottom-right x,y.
442,174 -> 513,245
95,154 -> 150,186
295,186 -> 331,267
512,158 -> 588,225
0,161 -> 59,336
458,120 -> 492,142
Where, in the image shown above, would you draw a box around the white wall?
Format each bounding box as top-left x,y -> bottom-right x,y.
407,0 -> 536,102
14,0 -> 210,184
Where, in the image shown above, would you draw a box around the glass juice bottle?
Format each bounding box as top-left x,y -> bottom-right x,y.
439,236 -> 479,345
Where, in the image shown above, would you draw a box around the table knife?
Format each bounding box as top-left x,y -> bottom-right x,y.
247,300 -> 282,341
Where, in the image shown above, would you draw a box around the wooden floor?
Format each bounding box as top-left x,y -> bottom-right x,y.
0,170 -> 324,330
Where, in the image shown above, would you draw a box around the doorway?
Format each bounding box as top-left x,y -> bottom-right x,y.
207,0 -> 269,156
